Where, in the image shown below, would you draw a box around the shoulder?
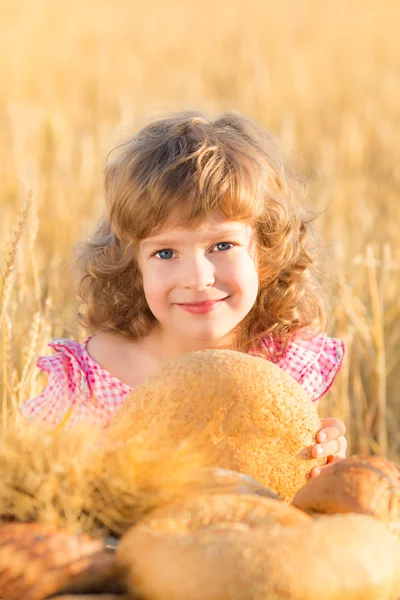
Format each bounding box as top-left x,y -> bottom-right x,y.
85,332 -> 151,389
248,331 -> 345,401
85,332 -> 132,373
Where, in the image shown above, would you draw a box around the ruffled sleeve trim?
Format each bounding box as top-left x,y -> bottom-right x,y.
19,337 -> 104,427
249,332 -> 345,401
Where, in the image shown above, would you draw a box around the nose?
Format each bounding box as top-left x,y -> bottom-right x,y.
180,252 -> 215,291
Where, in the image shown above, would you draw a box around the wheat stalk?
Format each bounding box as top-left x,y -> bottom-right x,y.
17,311 -> 42,406
0,190 -> 32,315
365,245 -> 387,456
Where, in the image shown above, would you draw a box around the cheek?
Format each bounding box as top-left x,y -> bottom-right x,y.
141,266 -> 171,299
228,254 -> 259,289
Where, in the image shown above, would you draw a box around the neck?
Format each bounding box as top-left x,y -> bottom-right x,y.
140,325 -> 239,364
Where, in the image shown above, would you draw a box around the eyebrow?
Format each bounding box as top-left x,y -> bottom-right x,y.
140,228 -> 247,250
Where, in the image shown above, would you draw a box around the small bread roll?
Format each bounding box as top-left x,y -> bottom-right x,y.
118,494 -> 400,600
292,455 -> 400,534
54,597 -> 129,600
54,597 -> 130,600
0,522 -> 122,600
108,349 -> 324,501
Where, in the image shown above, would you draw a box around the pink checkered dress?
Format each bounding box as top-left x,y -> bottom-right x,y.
20,332 -> 344,428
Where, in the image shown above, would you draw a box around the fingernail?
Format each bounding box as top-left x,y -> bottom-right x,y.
315,445 -> 324,457
318,432 -> 328,442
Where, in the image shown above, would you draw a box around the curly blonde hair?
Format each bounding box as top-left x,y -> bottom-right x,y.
75,111 -> 325,355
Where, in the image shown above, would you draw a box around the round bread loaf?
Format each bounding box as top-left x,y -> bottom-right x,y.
118,493 -> 400,600
107,349 -> 324,501
292,455 -> 400,534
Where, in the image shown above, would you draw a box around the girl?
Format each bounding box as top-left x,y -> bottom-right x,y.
21,111 -> 347,477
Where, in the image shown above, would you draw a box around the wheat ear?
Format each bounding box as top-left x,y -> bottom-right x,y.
0,191 -> 32,314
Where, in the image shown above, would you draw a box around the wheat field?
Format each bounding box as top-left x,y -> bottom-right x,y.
0,0 -> 399,459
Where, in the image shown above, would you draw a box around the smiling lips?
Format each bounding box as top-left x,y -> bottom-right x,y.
177,298 -> 228,314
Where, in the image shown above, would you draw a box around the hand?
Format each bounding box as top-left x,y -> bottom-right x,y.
309,417 -> 347,478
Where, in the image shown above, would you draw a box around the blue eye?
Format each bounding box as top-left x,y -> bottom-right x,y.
155,249 -> 174,259
215,242 -> 233,251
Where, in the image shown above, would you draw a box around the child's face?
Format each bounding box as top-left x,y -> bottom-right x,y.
137,211 -> 259,349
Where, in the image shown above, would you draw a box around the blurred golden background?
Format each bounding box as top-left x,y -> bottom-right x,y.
0,0 -> 399,458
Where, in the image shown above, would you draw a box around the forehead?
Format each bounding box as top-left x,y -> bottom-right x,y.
140,213 -> 254,248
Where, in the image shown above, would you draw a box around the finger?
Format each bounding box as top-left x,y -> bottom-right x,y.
310,457 -> 342,478
312,436 -> 347,459
309,465 -> 322,478
319,417 -> 347,432
324,437 -> 348,459
339,436 -> 348,457
317,421 -> 346,443
331,435 -> 347,458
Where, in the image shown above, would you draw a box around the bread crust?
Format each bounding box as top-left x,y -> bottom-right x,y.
0,522 -> 122,600
118,493 -> 400,600
108,349 -> 325,501
292,455 -> 400,534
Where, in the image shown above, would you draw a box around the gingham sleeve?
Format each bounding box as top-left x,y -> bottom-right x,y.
252,332 -> 345,402
19,338 -> 96,427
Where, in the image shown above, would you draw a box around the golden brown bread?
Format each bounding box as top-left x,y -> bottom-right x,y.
134,493 -> 311,531
117,493 -> 400,600
0,522 -> 123,600
107,349 -> 325,501
292,455 -> 400,534
188,467 -> 281,499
